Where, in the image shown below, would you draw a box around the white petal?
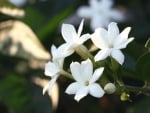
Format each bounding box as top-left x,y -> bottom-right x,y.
81,59 -> 93,81
94,49 -> 111,61
51,45 -> 57,58
90,67 -> 104,83
70,62 -> 82,83
61,23 -> 76,42
101,0 -> 113,9
90,0 -> 101,9
77,6 -> 93,18
91,27 -> 109,49
52,43 -> 68,59
80,33 -> 90,43
74,86 -> 88,102
90,15 -> 107,30
44,61 -> 60,76
108,22 -> 119,43
89,83 -> 105,98
115,37 -> 134,49
111,49 -> 124,65
114,27 -> 131,47
43,74 -> 59,95
120,27 -> 131,41
55,43 -> 75,58
77,19 -> 84,37
65,82 -> 81,94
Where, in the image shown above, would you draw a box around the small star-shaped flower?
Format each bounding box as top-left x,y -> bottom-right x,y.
43,45 -> 65,95
65,59 -> 105,102
77,0 -> 124,30
91,22 -> 134,65
61,19 -> 90,57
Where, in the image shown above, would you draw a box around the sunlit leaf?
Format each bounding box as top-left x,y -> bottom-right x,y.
0,20 -> 50,60
0,6 -> 25,18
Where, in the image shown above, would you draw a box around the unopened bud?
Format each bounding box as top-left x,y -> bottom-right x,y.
120,92 -> 130,101
104,83 -> 116,94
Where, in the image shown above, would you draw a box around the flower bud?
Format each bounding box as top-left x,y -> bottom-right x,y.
104,83 -> 116,94
120,92 -> 130,101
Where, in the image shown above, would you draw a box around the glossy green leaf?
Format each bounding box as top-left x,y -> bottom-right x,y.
136,52 -> 150,82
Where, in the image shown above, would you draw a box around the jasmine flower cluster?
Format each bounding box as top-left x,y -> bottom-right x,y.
43,19 -> 134,102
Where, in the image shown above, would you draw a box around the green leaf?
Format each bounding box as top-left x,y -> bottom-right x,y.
145,38 -> 150,49
136,52 -> 150,82
37,6 -> 74,40
0,75 -> 30,113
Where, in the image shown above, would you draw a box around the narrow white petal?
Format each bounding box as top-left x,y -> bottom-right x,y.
94,49 -> 111,61
77,6 -> 93,18
91,27 -> 109,49
51,45 -> 57,58
114,27 -> 131,47
74,86 -> 88,102
61,24 -> 76,42
44,62 -> 60,76
65,82 -> 81,94
120,27 -> 131,41
89,83 -> 105,98
81,59 -> 93,81
90,67 -> 104,83
77,19 -> 84,37
111,50 -> 124,65
108,22 -> 119,43
43,74 -> 59,95
70,62 -> 82,83
116,37 -> 134,49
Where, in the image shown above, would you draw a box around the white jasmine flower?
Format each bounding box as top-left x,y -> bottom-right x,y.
9,0 -> 27,7
43,45 -> 64,95
61,19 -> 90,57
77,0 -> 124,30
104,83 -> 116,94
65,59 -> 105,102
91,22 -> 134,65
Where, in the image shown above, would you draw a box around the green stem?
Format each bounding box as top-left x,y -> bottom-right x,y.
60,70 -> 73,80
75,45 -> 94,62
124,84 -> 150,95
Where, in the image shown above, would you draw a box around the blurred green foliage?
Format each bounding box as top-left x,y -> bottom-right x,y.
0,0 -> 150,113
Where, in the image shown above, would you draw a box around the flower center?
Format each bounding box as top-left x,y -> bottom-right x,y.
109,44 -> 114,48
85,81 -> 89,86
